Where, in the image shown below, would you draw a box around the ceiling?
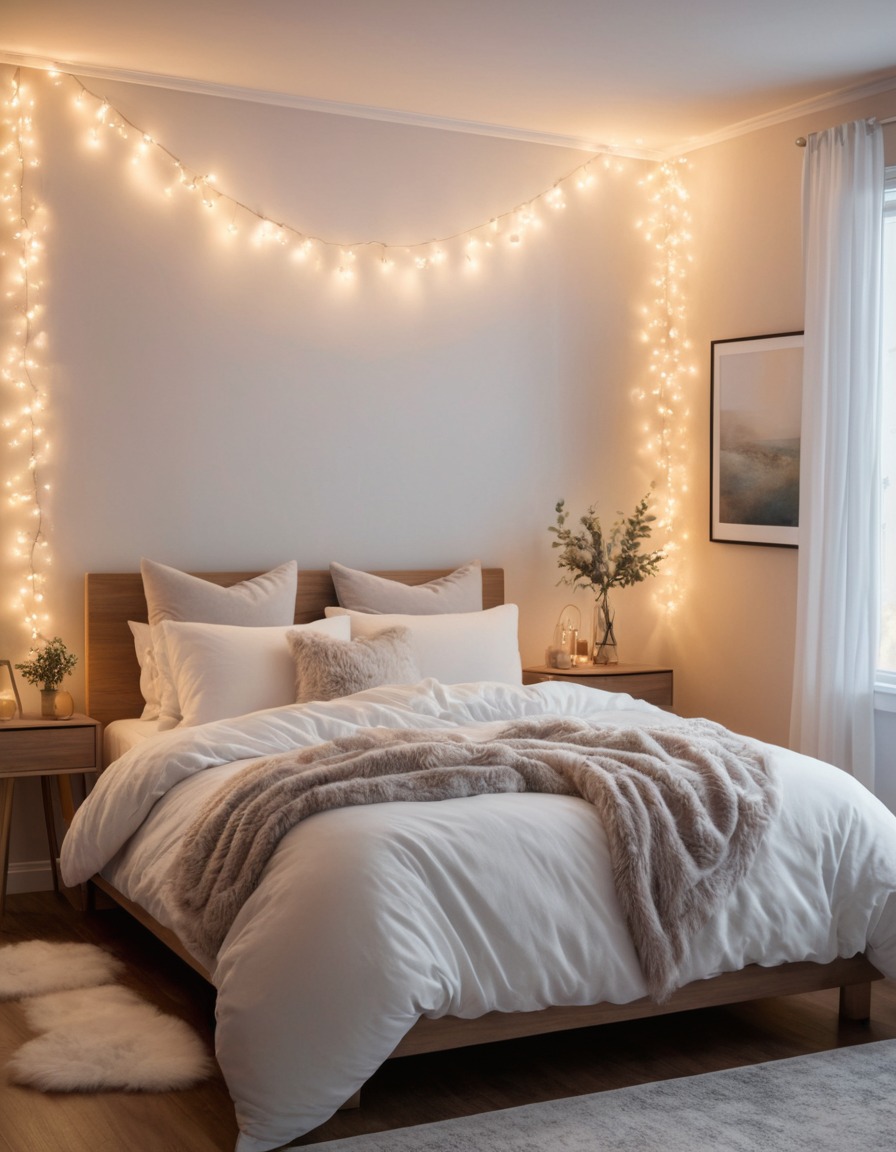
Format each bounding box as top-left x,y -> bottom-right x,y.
3,0 -> 896,156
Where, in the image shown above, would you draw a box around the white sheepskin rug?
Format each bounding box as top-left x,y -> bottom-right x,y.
1,941 -> 213,1093
0,939 -> 123,999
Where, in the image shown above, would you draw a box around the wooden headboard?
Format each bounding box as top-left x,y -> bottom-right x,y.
84,568 -> 505,729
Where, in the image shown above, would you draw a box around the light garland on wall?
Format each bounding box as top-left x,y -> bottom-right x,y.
1,68 -> 50,639
634,157 -> 695,613
0,67 -> 692,636
63,72 -> 628,282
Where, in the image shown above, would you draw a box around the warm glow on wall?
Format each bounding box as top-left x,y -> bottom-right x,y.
1,68 -> 51,639
634,158 -> 695,613
0,66 -> 694,636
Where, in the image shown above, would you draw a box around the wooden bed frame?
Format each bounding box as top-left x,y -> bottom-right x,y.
83,567 -> 881,1063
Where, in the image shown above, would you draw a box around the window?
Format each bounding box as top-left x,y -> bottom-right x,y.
880,167 -> 896,675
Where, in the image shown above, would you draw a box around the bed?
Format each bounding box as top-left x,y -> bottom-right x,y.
61,562 -> 896,1152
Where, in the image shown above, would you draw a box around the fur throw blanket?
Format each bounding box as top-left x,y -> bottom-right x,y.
171,716 -> 778,1000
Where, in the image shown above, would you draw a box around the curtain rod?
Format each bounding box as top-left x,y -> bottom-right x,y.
796,115 -> 896,146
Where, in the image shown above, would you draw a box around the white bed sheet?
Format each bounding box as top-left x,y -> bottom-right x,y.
61,680 -> 896,1152
103,716 -> 159,765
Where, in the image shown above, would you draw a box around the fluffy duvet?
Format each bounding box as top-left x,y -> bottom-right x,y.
61,680 -> 896,1152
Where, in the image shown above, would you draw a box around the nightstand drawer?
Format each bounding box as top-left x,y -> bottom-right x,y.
523,664 -> 673,707
0,724 -> 98,775
538,671 -> 672,706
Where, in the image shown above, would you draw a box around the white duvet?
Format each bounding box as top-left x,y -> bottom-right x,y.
61,680 -> 896,1152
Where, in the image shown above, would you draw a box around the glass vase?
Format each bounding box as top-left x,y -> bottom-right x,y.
592,592 -> 618,665
41,688 -> 74,719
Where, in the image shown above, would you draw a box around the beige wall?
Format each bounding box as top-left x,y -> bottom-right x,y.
673,94 -> 896,745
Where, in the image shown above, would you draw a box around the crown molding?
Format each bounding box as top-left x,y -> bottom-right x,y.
671,70 -> 896,156
4,48 -> 894,162
0,49 -> 663,160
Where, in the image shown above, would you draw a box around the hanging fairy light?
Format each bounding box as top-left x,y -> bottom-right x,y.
634,157 -> 695,613
1,68 -> 51,638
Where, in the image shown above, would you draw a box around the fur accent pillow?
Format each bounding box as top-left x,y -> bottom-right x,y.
287,625 -> 421,703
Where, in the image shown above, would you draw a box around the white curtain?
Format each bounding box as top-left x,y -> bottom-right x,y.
790,118 -> 884,790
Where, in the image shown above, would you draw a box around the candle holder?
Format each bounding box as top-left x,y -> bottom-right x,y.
545,604 -> 587,669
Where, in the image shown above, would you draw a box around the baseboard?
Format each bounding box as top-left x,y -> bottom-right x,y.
6,860 -> 54,894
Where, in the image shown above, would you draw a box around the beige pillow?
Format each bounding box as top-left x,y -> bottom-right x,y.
287,626 -> 420,703
329,560 -> 482,614
141,559 -> 297,626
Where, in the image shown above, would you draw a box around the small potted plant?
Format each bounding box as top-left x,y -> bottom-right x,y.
16,637 -> 78,719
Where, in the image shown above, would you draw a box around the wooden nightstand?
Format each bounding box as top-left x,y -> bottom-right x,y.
522,663 -> 674,708
0,714 -> 101,923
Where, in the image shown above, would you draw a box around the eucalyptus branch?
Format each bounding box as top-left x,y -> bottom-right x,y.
549,489 -> 664,596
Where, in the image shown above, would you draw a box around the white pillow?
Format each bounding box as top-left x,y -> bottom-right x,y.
324,604 -> 521,685
288,626 -> 420,703
128,620 -> 160,721
330,560 -> 483,614
154,616 -> 351,729
141,559 -> 298,626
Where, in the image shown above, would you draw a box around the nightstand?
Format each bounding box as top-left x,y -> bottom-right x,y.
0,714 -> 101,924
522,663 -> 673,708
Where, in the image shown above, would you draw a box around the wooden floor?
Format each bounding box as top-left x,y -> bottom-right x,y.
2,892 -> 896,1151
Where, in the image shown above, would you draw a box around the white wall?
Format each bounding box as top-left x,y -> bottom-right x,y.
2,69 -> 667,884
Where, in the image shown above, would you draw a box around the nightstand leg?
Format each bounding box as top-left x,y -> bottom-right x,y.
40,775 -> 61,893
0,777 -> 14,926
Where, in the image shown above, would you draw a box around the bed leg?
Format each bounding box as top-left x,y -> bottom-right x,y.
839,981 -> 871,1022
339,1089 -> 361,1111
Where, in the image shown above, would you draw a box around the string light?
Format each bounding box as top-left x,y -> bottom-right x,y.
1,68 -> 51,638
634,157 -> 695,614
61,72 -> 627,283
0,67 -> 691,638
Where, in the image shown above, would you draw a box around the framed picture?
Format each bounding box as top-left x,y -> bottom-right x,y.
0,659 -> 23,719
710,332 -> 803,547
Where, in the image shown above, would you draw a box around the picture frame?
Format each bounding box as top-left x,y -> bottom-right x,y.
0,659 -> 23,719
710,331 -> 803,547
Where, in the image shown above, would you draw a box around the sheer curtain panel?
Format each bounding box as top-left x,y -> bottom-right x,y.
790,118 -> 884,791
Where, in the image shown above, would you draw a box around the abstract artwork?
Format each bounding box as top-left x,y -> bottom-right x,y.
710,332 -> 803,547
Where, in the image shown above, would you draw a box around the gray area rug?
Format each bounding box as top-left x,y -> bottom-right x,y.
315,1040 -> 896,1151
